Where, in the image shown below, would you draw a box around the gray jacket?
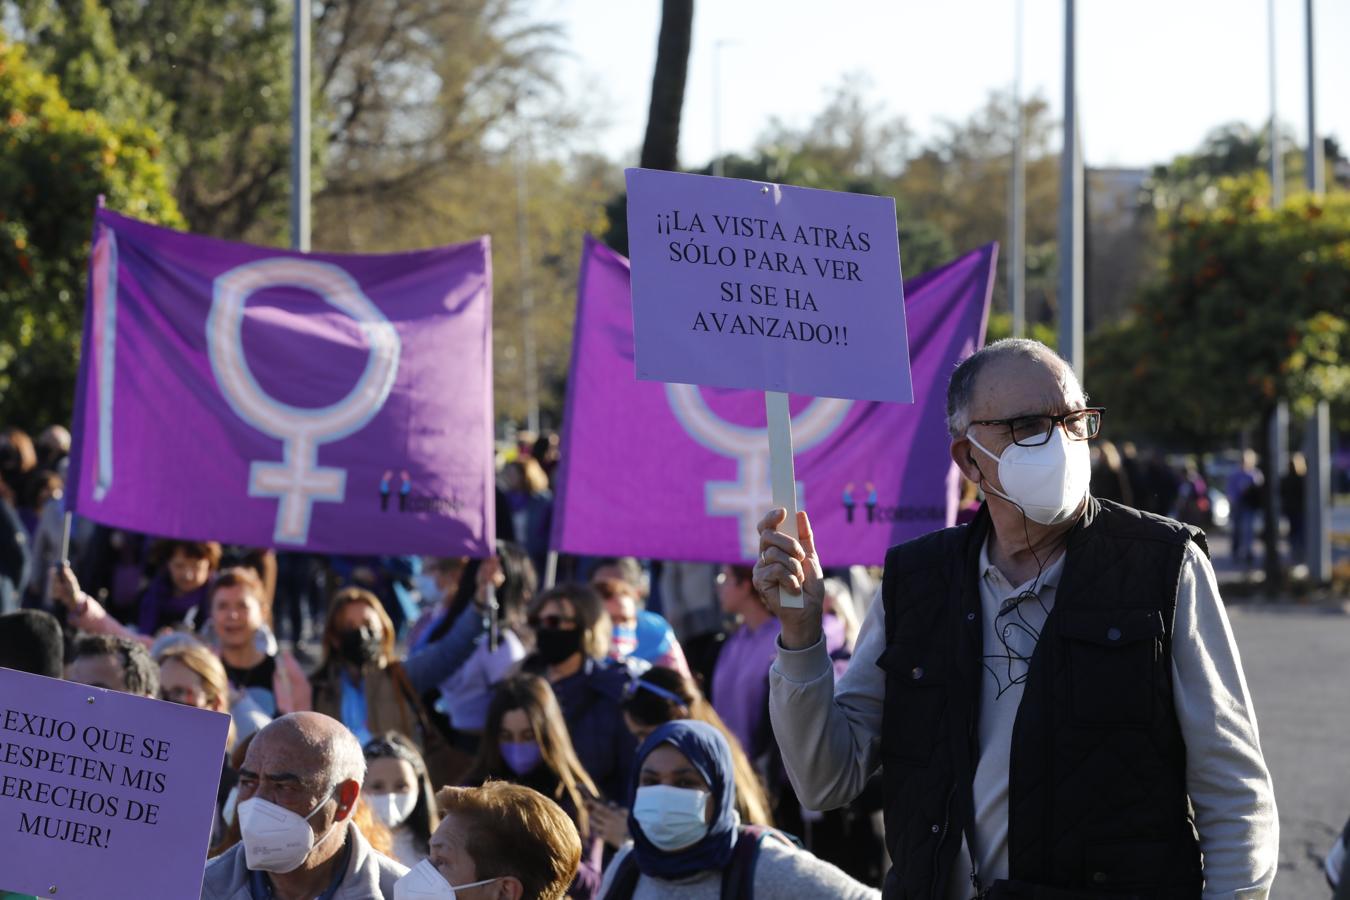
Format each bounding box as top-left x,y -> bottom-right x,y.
201,823 -> 407,900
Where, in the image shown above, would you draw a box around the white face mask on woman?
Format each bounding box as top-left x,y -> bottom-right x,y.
967,426 -> 1091,526
367,789 -> 418,830
236,789 -> 339,874
632,784 -> 710,852
392,859 -> 501,899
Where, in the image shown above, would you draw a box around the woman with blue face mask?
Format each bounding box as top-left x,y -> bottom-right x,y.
598,720 -> 880,900
462,674 -> 606,899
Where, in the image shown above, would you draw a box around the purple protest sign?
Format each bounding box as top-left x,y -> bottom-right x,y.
551,237 -> 995,565
0,668 -> 230,899
625,168 -> 911,402
66,209 -> 494,556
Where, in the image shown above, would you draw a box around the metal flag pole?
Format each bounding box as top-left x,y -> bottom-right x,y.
1268,0 -> 1283,207
1056,0 -> 1083,380
1010,0 -> 1027,338
1303,0 -> 1331,585
515,138 -> 541,435
292,0 -> 311,252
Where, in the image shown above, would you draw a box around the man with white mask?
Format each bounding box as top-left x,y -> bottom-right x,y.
756,339 -> 1278,899
202,711 -> 407,899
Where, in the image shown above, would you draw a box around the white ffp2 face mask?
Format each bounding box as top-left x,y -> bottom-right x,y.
236,790 -> 338,874
393,859 -> 501,899
366,789 -> 418,830
632,784 -> 711,852
968,426 -> 1090,526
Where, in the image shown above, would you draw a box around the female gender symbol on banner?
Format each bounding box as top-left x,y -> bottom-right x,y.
208,258 -> 402,544
664,383 -> 852,559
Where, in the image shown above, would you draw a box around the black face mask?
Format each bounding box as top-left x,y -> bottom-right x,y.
534,627 -> 583,666
337,628 -> 382,666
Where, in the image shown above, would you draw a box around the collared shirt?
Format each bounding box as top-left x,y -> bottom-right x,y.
339,672 -> 371,748
712,616 -> 783,759
248,834 -> 352,900
769,538 -> 1278,899
958,541 -> 1067,892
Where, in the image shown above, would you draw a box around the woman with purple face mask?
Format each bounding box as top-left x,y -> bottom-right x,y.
462,674 -> 605,899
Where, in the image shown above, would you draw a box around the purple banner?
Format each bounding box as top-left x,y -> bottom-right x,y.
67,209 -> 495,556
552,237 -> 995,565
0,668 -> 230,899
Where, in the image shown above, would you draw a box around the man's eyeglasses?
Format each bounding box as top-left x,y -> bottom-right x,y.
969,408 -> 1104,447
621,679 -> 686,706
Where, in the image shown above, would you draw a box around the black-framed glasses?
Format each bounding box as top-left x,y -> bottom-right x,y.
969,407 -> 1104,447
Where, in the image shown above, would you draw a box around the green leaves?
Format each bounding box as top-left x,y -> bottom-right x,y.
1089,174 -> 1350,445
0,34 -> 181,430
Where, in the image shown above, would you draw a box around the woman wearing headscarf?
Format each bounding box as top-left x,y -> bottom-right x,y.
598,720 -> 878,900
616,667 -> 772,829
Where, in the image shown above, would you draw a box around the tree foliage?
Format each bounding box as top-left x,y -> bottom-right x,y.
12,0 -> 568,242
1088,174 -> 1350,447
0,33 -> 182,431
313,149 -> 613,429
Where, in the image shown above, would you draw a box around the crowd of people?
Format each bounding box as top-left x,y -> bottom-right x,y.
1088,438 -> 1317,573
2,337 -> 1312,897
0,425 -> 885,898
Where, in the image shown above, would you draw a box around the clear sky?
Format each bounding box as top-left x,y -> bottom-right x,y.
544,0 -> 1348,172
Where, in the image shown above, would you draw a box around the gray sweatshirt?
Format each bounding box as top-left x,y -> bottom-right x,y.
769,540 -> 1278,899
597,839 -> 880,900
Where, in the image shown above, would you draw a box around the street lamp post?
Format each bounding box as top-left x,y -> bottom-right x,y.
1057,0 -> 1083,380
1303,0 -> 1331,584
291,0 -> 310,252
1010,0 -> 1027,338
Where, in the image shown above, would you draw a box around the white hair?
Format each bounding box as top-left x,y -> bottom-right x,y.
945,339 -> 1085,438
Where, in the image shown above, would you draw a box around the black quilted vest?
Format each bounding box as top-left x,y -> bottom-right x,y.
877,498 -> 1204,900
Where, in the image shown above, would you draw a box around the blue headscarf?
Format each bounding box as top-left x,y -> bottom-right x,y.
627,719 -> 739,879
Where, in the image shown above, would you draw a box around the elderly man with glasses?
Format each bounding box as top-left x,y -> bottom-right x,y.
755,339 -> 1277,900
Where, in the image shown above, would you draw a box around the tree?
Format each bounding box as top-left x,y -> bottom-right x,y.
12,0 -> 569,242
639,0 -> 693,171
896,90 -> 1060,327
1093,176 -> 1349,444
1088,174 -> 1350,588
311,147 -> 613,429
0,33 -> 182,430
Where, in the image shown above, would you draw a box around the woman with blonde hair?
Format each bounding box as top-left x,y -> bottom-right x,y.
156,640 -> 236,747
463,674 -> 604,899
155,639 -> 239,847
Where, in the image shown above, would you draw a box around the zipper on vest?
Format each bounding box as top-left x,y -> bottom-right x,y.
930,783 -> 956,898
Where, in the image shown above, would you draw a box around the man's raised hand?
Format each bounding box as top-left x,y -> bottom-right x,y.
752,508 -> 825,650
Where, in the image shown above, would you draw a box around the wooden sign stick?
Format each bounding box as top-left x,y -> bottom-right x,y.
765,391 -> 804,608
